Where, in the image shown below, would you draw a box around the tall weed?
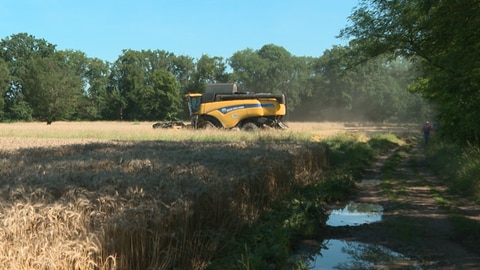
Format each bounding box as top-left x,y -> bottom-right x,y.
427,142 -> 480,199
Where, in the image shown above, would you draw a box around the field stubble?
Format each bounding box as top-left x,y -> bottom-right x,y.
0,121 -> 414,269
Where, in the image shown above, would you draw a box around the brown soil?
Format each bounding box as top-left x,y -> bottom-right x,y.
325,142 -> 480,269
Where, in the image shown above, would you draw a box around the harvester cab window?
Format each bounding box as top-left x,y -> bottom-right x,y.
188,96 -> 202,115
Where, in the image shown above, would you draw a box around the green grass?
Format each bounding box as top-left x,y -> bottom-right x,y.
368,133 -> 404,154
324,134 -> 374,179
426,141 -> 480,200
379,178 -> 407,200
449,214 -> 480,252
429,188 -> 450,208
382,149 -> 408,173
207,181 -> 328,270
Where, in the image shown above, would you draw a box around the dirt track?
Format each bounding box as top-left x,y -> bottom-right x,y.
326,140 -> 480,269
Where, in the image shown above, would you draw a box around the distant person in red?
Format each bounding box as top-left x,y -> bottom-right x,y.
422,121 -> 434,144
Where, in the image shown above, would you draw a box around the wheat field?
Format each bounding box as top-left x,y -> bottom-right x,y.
0,121 -> 413,150
0,121 -> 413,269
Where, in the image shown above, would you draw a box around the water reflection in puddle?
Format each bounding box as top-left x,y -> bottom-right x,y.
294,201 -> 421,268
307,239 -> 421,270
327,202 -> 383,226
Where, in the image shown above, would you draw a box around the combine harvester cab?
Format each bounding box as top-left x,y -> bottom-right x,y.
186,83 -> 288,130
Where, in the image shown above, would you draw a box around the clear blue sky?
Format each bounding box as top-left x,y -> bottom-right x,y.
1,0 -> 359,62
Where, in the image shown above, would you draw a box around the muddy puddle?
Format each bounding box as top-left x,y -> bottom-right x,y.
297,202 -> 421,269
307,239 -> 421,269
326,201 -> 383,226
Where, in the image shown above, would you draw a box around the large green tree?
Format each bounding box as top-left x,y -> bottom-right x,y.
229,44 -> 311,111
0,33 -> 56,120
172,54 -> 196,94
22,52 -> 83,123
147,69 -> 182,120
341,0 -> 480,144
310,46 -> 355,117
184,54 -> 230,95
110,49 -> 182,120
194,55 -> 229,84
79,58 -> 110,120
0,59 -> 8,120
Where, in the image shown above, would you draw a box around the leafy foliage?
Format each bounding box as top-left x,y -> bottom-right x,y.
341,0 -> 480,144
293,45 -> 433,122
22,53 -> 83,122
0,59 -> 8,120
208,178 -> 328,270
0,31 -> 432,124
98,49 -> 184,121
318,170 -> 357,203
78,58 -> 110,120
229,44 -> 313,112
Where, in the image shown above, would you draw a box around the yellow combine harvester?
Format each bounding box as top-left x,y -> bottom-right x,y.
185,83 -> 288,130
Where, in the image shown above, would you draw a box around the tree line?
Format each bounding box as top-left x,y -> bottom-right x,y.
0,32 -> 432,125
